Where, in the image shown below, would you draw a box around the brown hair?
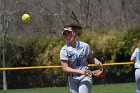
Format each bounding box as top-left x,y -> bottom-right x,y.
63,23 -> 83,36
138,40 -> 140,49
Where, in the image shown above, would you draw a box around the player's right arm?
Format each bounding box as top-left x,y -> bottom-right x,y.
61,60 -> 89,75
130,48 -> 137,62
130,56 -> 135,62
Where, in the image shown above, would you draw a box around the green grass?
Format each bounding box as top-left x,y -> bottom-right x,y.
0,83 -> 137,93
93,83 -> 136,93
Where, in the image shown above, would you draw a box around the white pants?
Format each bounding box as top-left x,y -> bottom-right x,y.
68,75 -> 92,93
135,69 -> 140,90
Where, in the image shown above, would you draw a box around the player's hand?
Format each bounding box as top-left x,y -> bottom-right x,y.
80,70 -> 91,75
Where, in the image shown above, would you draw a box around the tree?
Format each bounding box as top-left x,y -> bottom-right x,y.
0,0 -> 8,90
0,0 -> 15,90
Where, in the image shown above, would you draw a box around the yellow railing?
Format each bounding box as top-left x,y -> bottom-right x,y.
0,62 -> 134,71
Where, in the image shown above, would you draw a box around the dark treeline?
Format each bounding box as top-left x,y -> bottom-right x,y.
1,0 -> 140,36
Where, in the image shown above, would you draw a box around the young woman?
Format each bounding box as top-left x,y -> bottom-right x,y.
130,41 -> 140,93
60,24 -> 102,93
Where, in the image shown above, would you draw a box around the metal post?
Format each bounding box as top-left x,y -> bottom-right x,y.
2,25 -> 7,90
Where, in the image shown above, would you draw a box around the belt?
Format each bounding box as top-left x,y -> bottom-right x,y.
135,68 -> 140,70
68,74 -> 81,77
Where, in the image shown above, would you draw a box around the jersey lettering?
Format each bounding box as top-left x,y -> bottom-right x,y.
76,59 -> 81,66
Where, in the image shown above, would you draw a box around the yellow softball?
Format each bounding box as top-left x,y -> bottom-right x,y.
21,14 -> 30,23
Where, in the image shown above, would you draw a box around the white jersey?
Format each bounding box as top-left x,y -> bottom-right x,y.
60,41 -> 90,71
131,48 -> 140,68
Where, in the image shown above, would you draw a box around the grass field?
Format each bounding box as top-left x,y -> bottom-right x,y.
0,83 -> 137,93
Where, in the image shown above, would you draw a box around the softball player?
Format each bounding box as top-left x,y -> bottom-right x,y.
130,41 -> 140,93
60,24 -> 102,93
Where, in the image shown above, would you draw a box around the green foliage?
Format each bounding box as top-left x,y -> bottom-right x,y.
124,24 -> 140,54
1,25 -> 140,89
79,28 -> 126,62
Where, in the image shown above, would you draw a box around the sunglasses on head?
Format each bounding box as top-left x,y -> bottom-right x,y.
63,30 -> 72,36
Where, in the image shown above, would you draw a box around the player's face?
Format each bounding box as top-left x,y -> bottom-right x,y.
63,30 -> 75,42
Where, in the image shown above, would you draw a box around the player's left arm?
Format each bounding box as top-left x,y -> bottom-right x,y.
87,51 -> 102,65
87,51 -> 107,78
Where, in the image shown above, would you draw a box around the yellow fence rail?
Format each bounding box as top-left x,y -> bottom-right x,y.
0,62 -> 134,71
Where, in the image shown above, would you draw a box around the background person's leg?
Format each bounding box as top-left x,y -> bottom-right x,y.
135,69 -> 140,93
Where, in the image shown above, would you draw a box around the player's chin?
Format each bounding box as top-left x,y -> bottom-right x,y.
66,38 -> 73,42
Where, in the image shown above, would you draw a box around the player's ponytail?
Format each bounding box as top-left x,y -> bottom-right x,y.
137,40 -> 140,49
